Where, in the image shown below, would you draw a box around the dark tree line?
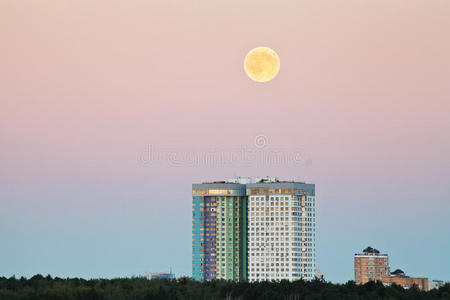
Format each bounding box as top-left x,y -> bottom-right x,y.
0,275 -> 449,300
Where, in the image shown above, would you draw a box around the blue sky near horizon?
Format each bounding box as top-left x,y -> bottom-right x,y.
1,174 -> 449,282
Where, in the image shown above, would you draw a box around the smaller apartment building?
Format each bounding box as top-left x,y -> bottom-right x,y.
354,247 -> 429,291
381,269 -> 429,291
354,247 -> 390,284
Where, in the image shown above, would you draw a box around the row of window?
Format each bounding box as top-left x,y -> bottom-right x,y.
249,272 -> 312,278
249,257 -> 314,262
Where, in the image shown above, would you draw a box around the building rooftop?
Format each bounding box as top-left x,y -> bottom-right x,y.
197,177 -> 309,184
201,181 -> 234,184
363,246 -> 380,254
193,178 -> 314,196
391,269 -> 406,276
354,246 -> 388,256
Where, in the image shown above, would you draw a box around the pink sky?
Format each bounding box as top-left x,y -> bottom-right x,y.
1,0 -> 450,281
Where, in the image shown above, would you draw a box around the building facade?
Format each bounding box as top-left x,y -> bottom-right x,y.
381,269 -> 429,291
192,177 -> 316,282
145,272 -> 175,280
429,280 -> 445,290
246,179 -> 316,281
192,182 -> 247,281
354,247 -> 390,284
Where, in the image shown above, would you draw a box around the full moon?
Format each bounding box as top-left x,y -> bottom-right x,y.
244,47 -> 280,82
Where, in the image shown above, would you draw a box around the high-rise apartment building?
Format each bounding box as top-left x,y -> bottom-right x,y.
192,182 -> 247,281
192,177 -> 316,282
354,247 -> 390,284
247,178 -> 316,281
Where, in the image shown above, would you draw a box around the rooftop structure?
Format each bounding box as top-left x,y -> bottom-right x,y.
227,177 -> 252,184
355,246 -> 388,257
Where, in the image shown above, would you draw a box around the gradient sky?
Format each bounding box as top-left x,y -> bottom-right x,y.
1,0 -> 450,283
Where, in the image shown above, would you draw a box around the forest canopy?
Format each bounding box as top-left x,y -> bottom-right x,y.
0,275 -> 449,300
